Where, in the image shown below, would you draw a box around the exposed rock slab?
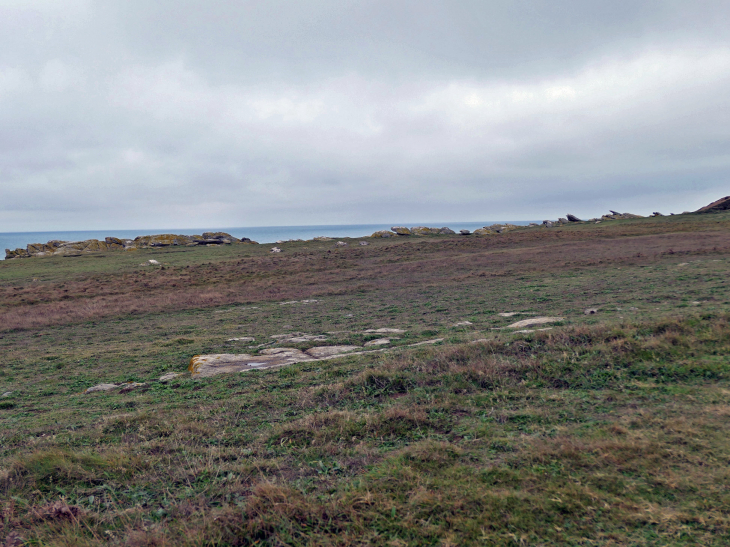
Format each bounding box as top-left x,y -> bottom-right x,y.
305,345 -> 361,358
364,328 -> 406,334
364,338 -> 391,346
506,317 -> 564,329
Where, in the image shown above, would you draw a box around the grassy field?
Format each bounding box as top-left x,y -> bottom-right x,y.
1,213 -> 730,545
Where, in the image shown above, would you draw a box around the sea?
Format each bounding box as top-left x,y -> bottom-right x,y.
0,221 -> 536,259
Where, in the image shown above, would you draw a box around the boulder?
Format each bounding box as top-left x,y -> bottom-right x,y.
473,228 -> 496,236
410,226 -> 440,236
371,230 -> 396,238
439,227 -> 456,234
270,247 -> 282,253
5,248 -> 30,259
391,226 -> 412,235
566,214 -> 582,222
359,241 -> 369,246
336,241 -> 348,246
460,229 -> 471,235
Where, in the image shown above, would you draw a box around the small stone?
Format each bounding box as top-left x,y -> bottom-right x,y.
359,241 -> 369,245
453,321 -> 473,327
148,259 -> 160,265
159,372 -> 183,383
119,382 -> 146,393
270,247 -> 282,253
584,308 -> 599,315
1,391 -> 12,398
227,337 -> 255,342
336,241 -> 347,246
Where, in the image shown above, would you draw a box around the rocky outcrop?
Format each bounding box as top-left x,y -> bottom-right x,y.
566,214 -> 582,222
696,196 -> 730,213
391,226 -> 412,235
5,232 -> 257,259
371,230 -> 396,238
601,211 -> 644,220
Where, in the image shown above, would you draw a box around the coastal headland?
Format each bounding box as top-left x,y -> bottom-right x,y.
1,201 -> 730,545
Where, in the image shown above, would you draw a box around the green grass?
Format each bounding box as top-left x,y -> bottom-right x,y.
1,213 -> 730,545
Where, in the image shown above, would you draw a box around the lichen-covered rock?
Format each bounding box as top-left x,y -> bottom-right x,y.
5,248 -> 30,259
371,230 -> 396,238
473,228 -> 496,236
409,226 -> 435,236
438,227 -> 456,234
391,226 -> 412,235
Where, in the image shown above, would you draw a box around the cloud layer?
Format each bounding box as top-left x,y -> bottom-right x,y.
1,1 -> 729,230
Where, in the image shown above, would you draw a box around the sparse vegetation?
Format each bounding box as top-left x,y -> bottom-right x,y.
1,213 -> 730,545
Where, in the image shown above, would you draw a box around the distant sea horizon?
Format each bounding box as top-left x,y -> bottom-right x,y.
1,221 -> 538,259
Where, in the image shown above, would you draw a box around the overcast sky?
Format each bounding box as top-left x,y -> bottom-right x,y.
1,0 -> 729,231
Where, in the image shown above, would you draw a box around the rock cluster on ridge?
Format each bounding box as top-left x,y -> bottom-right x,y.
5,232 -> 257,259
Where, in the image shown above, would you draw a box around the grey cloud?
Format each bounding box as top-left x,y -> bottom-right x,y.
0,1 -> 729,231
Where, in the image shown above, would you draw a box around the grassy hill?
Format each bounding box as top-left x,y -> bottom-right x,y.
1,213 -> 730,545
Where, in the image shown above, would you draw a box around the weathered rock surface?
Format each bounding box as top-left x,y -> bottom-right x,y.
410,226 -> 454,236
305,345 -> 361,358
391,226 -> 412,235
473,228 -> 496,236
506,317 -> 564,329
364,328 -> 406,334
566,214 -> 582,222
371,230 -> 396,238
364,338 -> 391,346
696,196 -> 730,213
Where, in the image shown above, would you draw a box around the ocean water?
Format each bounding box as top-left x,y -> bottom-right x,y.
1,221 -> 536,259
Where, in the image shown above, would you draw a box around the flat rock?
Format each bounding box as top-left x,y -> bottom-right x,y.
271,333 -> 327,343
270,247 -> 282,253
453,321 -> 473,327
409,338 -> 444,347
159,372 -> 184,383
84,383 -> 122,394
514,328 -> 553,334
1,391 -> 13,398
506,317 -> 564,329
364,328 -> 406,334
228,337 -> 255,342
364,338 -> 391,346
305,345 -> 361,358
189,350 -> 316,377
